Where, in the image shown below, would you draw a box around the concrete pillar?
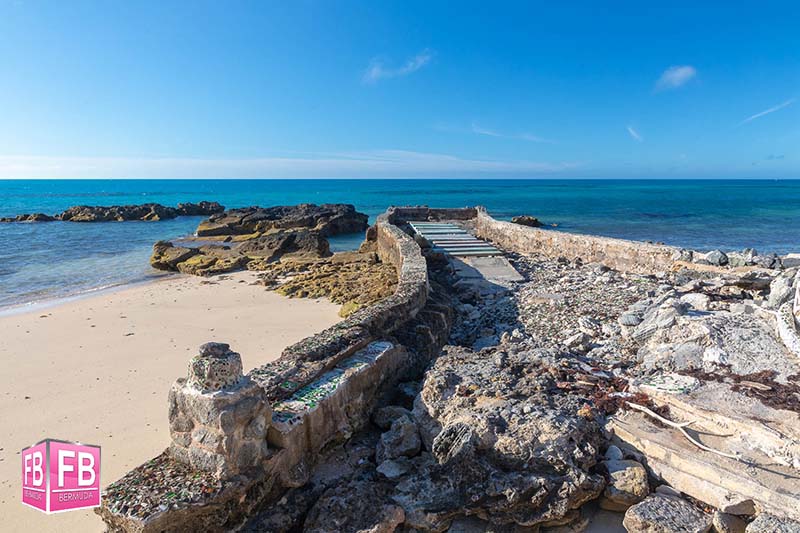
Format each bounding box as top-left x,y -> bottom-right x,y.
168,342 -> 270,478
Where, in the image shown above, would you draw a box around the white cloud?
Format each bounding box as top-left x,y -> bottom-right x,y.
655,65 -> 697,91
739,98 -> 795,125
627,126 -> 643,142
362,49 -> 433,84
470,122 -> 553,143
0,150 -> 579,179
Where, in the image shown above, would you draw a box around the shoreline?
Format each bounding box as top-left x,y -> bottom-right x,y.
0,270 -> 342,532
0,272 -> 172,318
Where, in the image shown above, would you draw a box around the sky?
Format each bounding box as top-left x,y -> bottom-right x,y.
0,0 -> 798,179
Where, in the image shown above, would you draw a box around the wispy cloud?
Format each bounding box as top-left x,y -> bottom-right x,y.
627,125 -> 643,142
739,98 -> 795,125
470,122 -> 553,143
0,150 -> 579,179
655,65 -> 697,91
362,49 -> 433,84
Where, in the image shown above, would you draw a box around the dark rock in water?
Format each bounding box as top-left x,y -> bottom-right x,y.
196,203 -> 368,237
59,202 -> 223,222
511,215 -> 543,228
0,213 -> 55,222
150,241 -> 200,270
1,201 -> 224,222
623,494 -> 711,533
175,201 -> 224,217
150,226 -> 332,276
237,230 -> 330,263
59,203 -> 176,222
704,250 -> 729,266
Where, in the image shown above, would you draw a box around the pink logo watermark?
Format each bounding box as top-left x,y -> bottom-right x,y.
22,439 -> 101,513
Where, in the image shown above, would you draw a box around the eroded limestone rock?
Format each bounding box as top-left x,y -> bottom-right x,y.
398,344 -> 606,530
623,494 -> 711,532
599,459 -> 649,511
745,513 -> 800,533
196,203 -> 367,237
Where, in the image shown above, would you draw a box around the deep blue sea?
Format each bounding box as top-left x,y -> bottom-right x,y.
1,179 -> 799,310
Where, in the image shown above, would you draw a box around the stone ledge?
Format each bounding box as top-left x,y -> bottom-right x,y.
474,206 -> 678,274
610,411 -> 800,521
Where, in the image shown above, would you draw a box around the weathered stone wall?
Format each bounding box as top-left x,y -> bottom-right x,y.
98,208 -> 437,532
474,206 -> 679,274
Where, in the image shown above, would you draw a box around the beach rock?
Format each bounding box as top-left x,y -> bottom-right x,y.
150,241 -> 200,270
59,203 -> 176,222
376,459 -> 411,479
303,477 -> 405,533
619,312 -> 643,327
680,292 -> 711,311
745,513 -> 800,532
238,229 -> 331,262
600,459 -> 649,511
705,250 -> 729,267
175,201 -> 224,216
401,345 -> 606,529
376,415 -> 421,462
767,271 -> 796,308
258,250 -> 397,316
1,201 -> 225,222
712,511 -> 747,533
0,213 -> 55,222
604,445 -> 624,461
511,215 -> 543,228
196,203 -> 368,237
372,406 -> 414,430
175,245 -> 248,276
623,494 -> 711,533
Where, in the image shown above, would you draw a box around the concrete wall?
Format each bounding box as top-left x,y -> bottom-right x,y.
474,207 -> 679,274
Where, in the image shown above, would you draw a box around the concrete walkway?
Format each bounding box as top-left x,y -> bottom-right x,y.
409,220 -> 523,289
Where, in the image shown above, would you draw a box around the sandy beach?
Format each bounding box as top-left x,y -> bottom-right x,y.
0,271 -> 341,532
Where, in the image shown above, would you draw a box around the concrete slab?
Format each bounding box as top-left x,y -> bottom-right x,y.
451,256 -> 524,283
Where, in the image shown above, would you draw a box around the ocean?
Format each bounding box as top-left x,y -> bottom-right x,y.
1,178 -> 799,310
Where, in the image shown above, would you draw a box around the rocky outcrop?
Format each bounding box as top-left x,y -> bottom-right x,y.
511,215 -> 543,227
0,201 -> 224,222
59,201 -> 223,221
149,204 -> 370,279
257,251 -> 398,317
150,229 -> 335,276
0,212 -> 55,222
195,203 -> 368,237
397,345 -> 606,530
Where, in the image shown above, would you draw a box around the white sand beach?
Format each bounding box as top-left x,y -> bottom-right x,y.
0,271 -> 341,532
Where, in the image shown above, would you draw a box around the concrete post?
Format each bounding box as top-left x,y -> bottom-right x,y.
168,342 -> 270,478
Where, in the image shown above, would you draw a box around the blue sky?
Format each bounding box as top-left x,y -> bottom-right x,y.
0,1 -> 797,178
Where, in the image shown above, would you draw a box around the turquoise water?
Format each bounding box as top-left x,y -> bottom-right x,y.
1,179 -> 799,309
